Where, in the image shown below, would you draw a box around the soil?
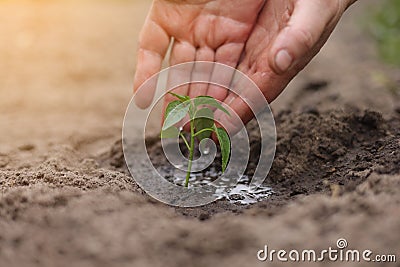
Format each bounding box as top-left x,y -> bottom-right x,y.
0,1 -> 399,267
102,108 -> 400,219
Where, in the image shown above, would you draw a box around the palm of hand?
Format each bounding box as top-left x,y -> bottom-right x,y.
155,0 -> 263,49
134,0 -> 264,107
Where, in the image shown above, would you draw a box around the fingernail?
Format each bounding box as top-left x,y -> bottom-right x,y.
275,50 -> 293,73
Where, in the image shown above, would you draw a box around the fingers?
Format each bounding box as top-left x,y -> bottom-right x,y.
164,40 -> 196,104
268,0 -> 338,74
163,40 -> 196,129
207,43 -> 245,102
217,65 -> 291,135
215,73 -> 261,135
190,43 -> 245,134
188,47 -> 215,99
133,17 -> 170,109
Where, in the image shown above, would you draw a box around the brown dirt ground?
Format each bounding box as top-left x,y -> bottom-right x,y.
0,1 -> 399,267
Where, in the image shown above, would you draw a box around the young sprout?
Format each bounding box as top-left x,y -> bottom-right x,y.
161,92 -> 231,187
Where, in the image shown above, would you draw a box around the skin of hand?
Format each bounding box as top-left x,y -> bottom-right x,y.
133,0 -> 265,109
215,0 -> 359,134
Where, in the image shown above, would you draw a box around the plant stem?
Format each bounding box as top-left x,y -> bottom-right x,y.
179,132 -> 191,151
185,118 -> 195,187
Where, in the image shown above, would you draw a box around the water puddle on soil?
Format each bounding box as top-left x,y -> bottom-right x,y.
160,166 -> 273,205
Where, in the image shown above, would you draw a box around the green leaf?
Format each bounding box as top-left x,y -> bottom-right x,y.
162,103 -> 189,130
165,100 -> 181,121
169,92 -> 190,102
215,127 -> 231,172
160,126 -> 180,139
194,108 -> 214,141
194,96 -> 230,116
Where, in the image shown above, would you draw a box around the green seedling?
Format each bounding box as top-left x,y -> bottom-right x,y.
161,92 -> 231,187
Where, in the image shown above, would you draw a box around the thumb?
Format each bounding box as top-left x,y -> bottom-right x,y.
269,0 -> 340,74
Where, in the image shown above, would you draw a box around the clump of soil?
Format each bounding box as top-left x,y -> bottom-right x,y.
100,108 -> 400,217
261,108 -> 398,213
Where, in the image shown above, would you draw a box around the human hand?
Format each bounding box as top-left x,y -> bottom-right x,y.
215,0 -> 357,134
132,0 -> 265,110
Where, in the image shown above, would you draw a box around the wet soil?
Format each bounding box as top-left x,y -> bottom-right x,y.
99,108 -> 400,218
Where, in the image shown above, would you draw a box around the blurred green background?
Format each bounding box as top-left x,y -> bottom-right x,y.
366,0 -> 400,66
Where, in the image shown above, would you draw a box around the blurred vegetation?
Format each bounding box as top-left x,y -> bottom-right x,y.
366,0 -> 400,66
